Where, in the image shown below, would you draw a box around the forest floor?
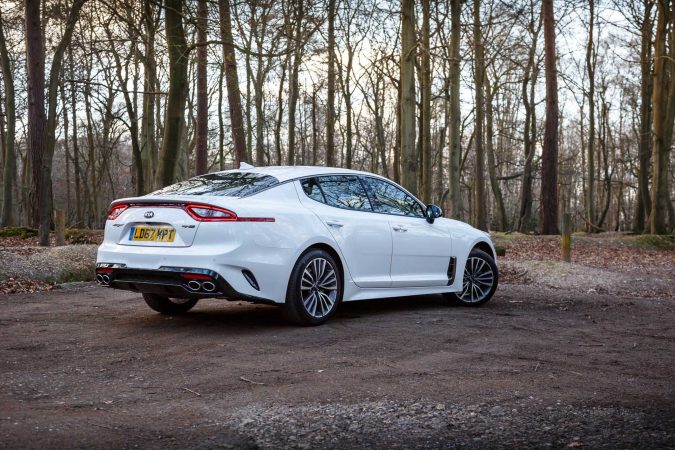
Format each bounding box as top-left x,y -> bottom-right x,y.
0,231 -> 673,448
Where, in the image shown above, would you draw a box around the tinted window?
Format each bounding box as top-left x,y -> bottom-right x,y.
149,172 -> 279,198
301,177 -> 325,203
364,177 -> 424,217
317,176 -> 372,211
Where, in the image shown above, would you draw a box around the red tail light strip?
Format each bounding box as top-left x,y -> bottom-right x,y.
106,202 -> 274,222
181,273 -> 213,280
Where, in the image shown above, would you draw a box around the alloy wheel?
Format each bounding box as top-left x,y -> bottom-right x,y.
459,256 -> 495,304
300,257 -> 338,318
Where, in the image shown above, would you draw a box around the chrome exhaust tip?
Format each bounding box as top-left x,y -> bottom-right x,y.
202,281 -> 216,292
96,274 -> 104,285
187,280 -> 202,291
101,274 -> 110,285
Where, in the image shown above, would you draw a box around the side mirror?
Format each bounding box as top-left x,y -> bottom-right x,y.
425,204 -> 443,223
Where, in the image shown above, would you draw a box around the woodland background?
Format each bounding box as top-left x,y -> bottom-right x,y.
0,0 -> 673,246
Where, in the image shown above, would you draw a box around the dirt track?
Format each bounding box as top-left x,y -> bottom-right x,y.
1,278 -> 674,449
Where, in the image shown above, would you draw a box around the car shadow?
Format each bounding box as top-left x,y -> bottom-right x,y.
127,294 -> 466,334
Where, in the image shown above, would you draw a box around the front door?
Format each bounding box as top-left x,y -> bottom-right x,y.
361,176 -> 452,287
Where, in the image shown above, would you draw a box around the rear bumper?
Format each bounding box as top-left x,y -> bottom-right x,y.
95,264 -> 272,303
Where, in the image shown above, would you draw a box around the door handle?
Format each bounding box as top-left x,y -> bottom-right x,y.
326,220 -> 344,228
392,225 -> 408,232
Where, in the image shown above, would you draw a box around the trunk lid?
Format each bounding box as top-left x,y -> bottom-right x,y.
105,195 -> 238,248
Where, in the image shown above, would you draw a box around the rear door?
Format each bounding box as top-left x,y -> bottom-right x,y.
297,176 -> 393,288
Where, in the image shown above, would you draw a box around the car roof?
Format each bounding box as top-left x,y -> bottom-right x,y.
213,165 -> 381,183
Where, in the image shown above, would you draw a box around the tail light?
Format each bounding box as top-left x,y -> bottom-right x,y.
185,203 -> 237,222
108,204 -> 129,220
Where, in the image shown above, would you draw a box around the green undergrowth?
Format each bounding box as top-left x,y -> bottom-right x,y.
0,227 -> 38,238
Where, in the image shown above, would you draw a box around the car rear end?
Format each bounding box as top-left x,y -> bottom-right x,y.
96,171 -> 305,304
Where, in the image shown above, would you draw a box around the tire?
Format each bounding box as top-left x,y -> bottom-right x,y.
283,248 -> 342,326
143,293 -> 198,315
445,248 -> 498,306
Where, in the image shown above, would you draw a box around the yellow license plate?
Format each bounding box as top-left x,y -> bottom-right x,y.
129,226 -> 176,242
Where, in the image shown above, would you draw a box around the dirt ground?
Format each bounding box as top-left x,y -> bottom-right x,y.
1,235 -> 674,449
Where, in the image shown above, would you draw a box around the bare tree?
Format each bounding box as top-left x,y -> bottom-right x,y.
420,0 -> 432,204
155,0 -> 189,188
472,0 -> 487,230
540,0 -> 559,234
0,10 -> 16,226
400,0 -> 417,196
326,0 -> 337,166
195,0 -> 208,175
648,0 -> 674,234
219,0 -> 247,166
633,0 -> 655,232
447,0 -> 462,219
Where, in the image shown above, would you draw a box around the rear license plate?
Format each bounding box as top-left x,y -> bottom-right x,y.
129,226 -> 176,242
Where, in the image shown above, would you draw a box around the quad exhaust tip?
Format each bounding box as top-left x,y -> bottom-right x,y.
96,274 -> 111,286
187,280 -> 202,291
202,281 -> 216,292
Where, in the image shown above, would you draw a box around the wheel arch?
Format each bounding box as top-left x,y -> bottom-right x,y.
472,239 -> 497,261
300,242 -> 346,287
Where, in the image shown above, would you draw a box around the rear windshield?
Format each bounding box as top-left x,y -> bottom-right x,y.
149,172 -> 279,198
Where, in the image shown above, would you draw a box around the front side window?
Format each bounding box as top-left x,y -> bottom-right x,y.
149,172 -> 279,198
316,176 -> 372,211
363,177 -> 424,217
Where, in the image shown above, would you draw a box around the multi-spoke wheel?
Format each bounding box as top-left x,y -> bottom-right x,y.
143,293 -> 198,315
445,248 -> 498,306
284,249 -> 342,325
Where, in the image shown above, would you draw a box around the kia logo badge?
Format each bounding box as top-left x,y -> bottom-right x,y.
144,211 -> 154,219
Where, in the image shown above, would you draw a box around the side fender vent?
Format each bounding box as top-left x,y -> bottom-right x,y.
447,257 -> 457,286
242,269 -> 260,291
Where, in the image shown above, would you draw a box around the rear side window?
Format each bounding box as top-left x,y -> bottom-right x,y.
301,177 -> 325,203
316,175 -> 372,211
149,172 -> 279,198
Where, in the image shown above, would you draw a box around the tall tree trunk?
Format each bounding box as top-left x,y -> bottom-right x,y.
69,48 -> 83,227
41,0 -> 86,243
326,0 -> 336,166
649,0 -> 675,234
540,0 -> 559,234
517,2 -> 541,232
447,0 -> 462,219
485,80 -> 507,231
472,0 -> 487,230
400,0 -> 417,196
420,0 -> 432,204
141,0 -> 157,191
195,0 -> 208,175
218,62 -> 225,169
219,0 -> 247,166
25,0 -> 47,232
585,0 -> 596,231
287,0 -> 304,166
110,33 -> 143,195
0,10 -> 16,226
311,89 -> 318,165
633,0 -> 654,232
155,0 -> 189,188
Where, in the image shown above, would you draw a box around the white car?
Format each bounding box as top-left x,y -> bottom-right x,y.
96,165 -> 498,325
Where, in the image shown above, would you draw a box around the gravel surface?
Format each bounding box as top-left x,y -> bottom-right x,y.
0,245 -> 97,282
1,279 -> 673,449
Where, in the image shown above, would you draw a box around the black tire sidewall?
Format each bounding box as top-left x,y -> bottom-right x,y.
284,249 -> 343,326
448,248 -> 499,306
143,293 -> 198,315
